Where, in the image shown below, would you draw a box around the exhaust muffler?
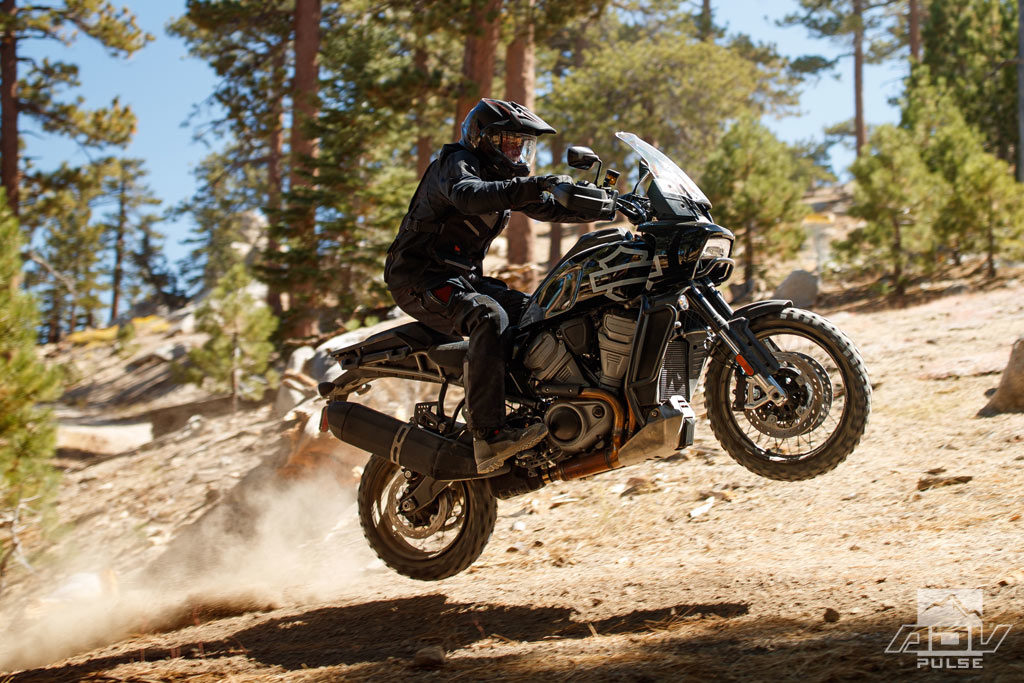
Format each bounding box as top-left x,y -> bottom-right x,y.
322,401 -> 506,480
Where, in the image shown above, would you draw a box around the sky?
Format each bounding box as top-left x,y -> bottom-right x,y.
23,1 -> 908,267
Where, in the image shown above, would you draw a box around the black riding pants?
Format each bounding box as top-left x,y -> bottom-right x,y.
393,276 -> 529,437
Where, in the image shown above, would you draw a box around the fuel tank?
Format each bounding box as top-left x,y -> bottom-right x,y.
520,228 -> 651,326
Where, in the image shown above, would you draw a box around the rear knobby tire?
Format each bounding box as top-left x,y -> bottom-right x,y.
358,455 -> 497,581
705,307 -> 871,481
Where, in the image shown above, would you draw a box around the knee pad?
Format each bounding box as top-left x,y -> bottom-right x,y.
456,294 -> 508,337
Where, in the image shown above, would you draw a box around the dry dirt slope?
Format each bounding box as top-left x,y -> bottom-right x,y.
3,282 -> 1024,681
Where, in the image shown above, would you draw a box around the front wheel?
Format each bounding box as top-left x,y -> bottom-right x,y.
358,456 -> 496,581
705,308 -> 870,481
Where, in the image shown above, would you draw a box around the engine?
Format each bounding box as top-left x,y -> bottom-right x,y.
522,312 -> 640,456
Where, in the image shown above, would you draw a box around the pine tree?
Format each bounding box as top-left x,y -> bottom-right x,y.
903,70 -> 1024,276
185,264 -> 278,413
841,124 -> 947,294
546,11 -> 792,175
22,160 -> 110,340
702,116 -> 815,284
921,0 -> 1018,170
0,0 -> 150,217
779,1 -> 905,155
98,158 -> 162,325
173,148 -> 267,295
169,0 -> 293,313
0,194 -> 60,589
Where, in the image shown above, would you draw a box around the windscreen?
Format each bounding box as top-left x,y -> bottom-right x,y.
615,131 -> 711,207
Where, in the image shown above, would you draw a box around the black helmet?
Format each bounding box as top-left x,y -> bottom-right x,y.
460,98 -> 556,177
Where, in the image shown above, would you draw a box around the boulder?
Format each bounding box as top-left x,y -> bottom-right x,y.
978,337 -> 1024,416
773,269 -> 819,309
286,346 -> 317,375
272,371 -> 318,418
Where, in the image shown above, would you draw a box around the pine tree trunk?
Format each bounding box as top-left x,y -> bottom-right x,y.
504,2 -> 535,288
908,0 -> 921,61
453,0 -> 502,140
265,43 -> 286,316
414,46 -> 432,176
986,220 -> 997,278
287,0 -> 321,338
47,295 -> 61,344
109,174 -> 127,326
1,0 -> 18,216
231,332 -> 240,414
853,0 -> 867,156
1017,0 -> 1024,181
891,216 -> 904,296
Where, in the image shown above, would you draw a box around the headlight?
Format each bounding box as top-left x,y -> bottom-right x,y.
699,236 -> 732,260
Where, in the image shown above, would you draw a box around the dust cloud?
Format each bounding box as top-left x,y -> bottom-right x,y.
0,471 -> 375,673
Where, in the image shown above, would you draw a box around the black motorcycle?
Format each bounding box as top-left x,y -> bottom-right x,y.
318,132 -> 871,581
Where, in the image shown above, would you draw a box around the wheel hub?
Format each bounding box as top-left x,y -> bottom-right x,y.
385,475 -> 451,540
744,351 -> 832,438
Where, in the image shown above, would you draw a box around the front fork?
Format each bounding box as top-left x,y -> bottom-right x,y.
684,281 -> 789,408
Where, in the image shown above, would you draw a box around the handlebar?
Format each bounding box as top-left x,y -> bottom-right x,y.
550,181 -> 651,224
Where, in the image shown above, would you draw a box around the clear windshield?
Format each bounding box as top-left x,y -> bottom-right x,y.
615,131 -> 711,207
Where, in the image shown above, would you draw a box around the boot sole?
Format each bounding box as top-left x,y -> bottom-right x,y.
476,427 -> 548,474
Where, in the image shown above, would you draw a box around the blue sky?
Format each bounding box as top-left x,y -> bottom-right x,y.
23,1 -> 906,266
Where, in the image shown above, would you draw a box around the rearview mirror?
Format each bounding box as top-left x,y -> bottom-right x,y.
567,145 -> 600,170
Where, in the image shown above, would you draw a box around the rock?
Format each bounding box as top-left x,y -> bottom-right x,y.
917,475 -> 972,491
286,346 -> 317,374
925,467 -> 946,476
823,608 -> 840,623
773,269 -> 819,309
412,645 -> 446,668
620,477 -> 661,497
689,497 -> 715,519
272,370 -> 318,418
978,337 -> 1024,416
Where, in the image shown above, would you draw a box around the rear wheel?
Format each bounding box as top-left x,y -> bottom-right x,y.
705,308 -> 870,481
358,456 -> 496,581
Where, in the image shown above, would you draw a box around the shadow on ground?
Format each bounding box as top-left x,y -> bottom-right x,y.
7,594 -> 747,680
8,595 -> 1022,682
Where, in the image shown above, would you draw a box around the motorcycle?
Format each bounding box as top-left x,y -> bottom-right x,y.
317,132 -> 871,581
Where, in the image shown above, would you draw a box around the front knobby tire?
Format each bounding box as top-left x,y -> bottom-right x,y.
358,456 -> 497,581
705,308 -> 871,481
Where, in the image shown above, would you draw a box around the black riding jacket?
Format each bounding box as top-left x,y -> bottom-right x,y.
384,143 -> 586,294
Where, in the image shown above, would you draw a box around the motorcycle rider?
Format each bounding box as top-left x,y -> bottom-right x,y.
384,98 -> 594,474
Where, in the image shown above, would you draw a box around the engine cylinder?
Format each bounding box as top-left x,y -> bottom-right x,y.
597,313 -> 636,388
524,331 -> 585,385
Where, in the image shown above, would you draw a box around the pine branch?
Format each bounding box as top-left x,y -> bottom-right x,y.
24,248 -> 79,296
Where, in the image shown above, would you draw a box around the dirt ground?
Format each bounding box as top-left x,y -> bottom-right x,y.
2,275 -> 1024,682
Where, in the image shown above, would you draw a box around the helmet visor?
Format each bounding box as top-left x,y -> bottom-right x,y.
489,131 -> 537,169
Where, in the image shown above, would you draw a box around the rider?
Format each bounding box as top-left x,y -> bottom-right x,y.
384,98 -> 591,474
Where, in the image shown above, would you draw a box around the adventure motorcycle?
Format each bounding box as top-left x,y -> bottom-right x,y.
317,132 -> 871,581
